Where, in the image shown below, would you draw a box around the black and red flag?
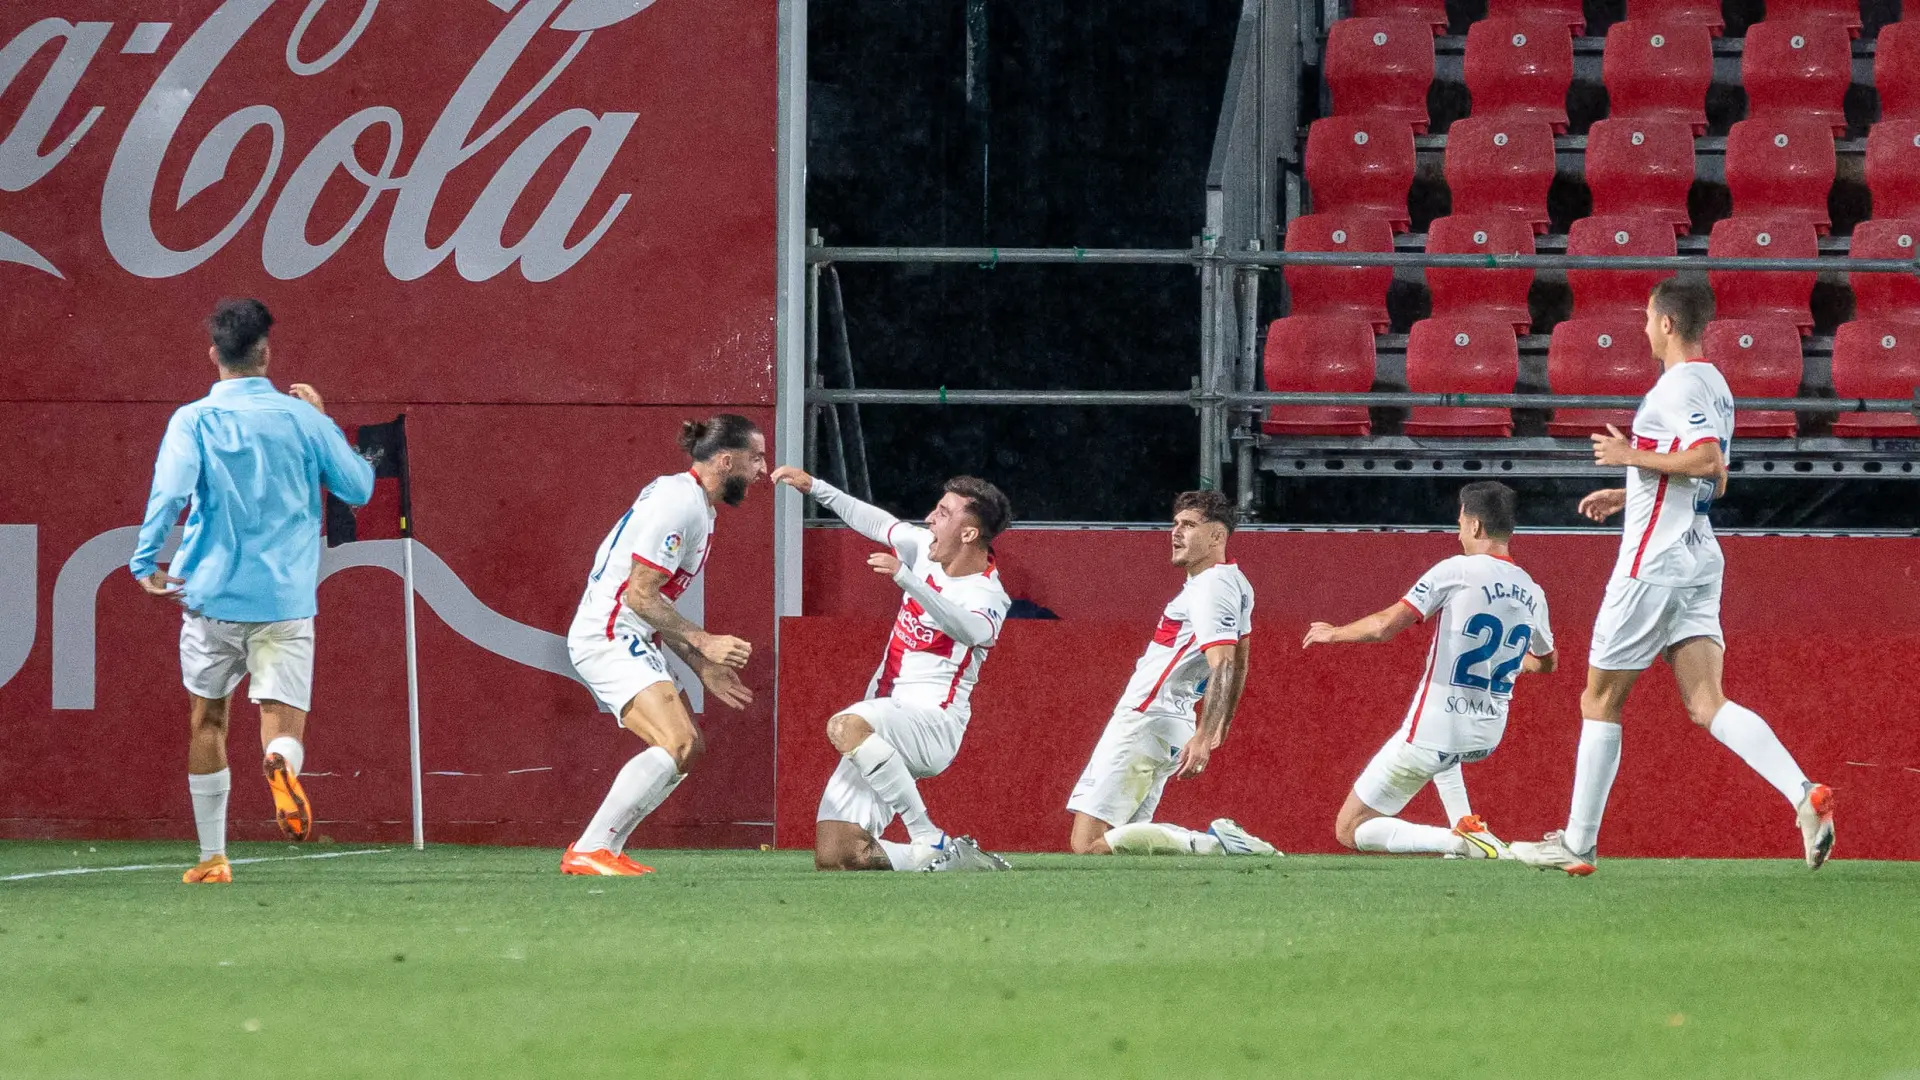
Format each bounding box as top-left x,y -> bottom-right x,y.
325,415 -> 411,545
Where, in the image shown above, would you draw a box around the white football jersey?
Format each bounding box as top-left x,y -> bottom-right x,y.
864,523 -> 1011,725
569,470 -> 714,643
1115,562 -> 1255,718
1612,361 -> 1733,588
1397,553 -> 1555,754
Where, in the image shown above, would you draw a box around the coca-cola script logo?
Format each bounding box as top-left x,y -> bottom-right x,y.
1,0 -> 658,282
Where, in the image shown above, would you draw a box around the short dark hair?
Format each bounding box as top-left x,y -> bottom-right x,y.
1650,277 -> 1715,343
207,298 -> 273,369
943,476 -> 1012,546
1458,481 -> 1518,539
677,414 -> 760,461
1173,489 -> 1239,534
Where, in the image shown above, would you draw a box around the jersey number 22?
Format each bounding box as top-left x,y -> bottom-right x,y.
1451,614 -> 1532,696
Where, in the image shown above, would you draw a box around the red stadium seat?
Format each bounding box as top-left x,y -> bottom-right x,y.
1875,22 -> 1920,123
1763,0 -> 1863,38
1707,216 -> 1818,335
1424,213 -> 1536,333
1546,317 -> 1658,436
1261,317 -> 1376,436
1403,317 -> 1519,436
1602,20 -> 1711,136
1741,21 -> 1851,137
1703,320 -> 1804,436
1830,319 -> 1920,436
1350,0 -> 1447,35
1305,116 -> 1415,233
1465,16 -> 1574,133
1585,119 -> 1697,236
1282,213 -> 1395,332
1625,0 -> 1723,36
1326,18 -> 1435,134
1725,118 -> 1836,235
1847,219 -> 1920,323
1487,0 -> 1584,35
1566,213 -> 1677,321
1444,117 -> 1556,235
1865,119 -> 1920,220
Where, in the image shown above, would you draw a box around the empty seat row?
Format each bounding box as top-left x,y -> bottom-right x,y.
1345,0 -> 1868,40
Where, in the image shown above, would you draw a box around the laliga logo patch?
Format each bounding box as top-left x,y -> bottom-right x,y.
663,532 -> 682,558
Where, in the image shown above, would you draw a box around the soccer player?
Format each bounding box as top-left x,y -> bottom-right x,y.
770,466 -> 1014,872
131,299 -> 375,883
1511,280 -> 1835,875
561,416 -> 765,876
1304,482 -> 1556,860
1065,490 -> 1275,857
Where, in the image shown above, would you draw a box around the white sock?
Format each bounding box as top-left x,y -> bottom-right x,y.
264,736 -> 304,777
846,736 -> 941,845
1432,764 -> 1472,826
877,838 -> 938,871
1709,701 -> 1811,806
1564,719 -> 1622,854
1353,817 -> 1466,855
188,769 -> 231,861
1104,822 -> 1223,855
574,747 -> 680,854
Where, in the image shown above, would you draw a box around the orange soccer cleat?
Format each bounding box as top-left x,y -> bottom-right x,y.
264,752 -> 312,841
560,847 -> 655,876
183,854 -> 233,883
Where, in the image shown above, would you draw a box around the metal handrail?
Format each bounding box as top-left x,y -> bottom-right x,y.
805,387 -> 1920,414
811,245 -> 1920,275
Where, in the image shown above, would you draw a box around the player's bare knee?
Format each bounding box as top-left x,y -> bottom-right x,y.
1683,695 -> 1726,729
666,728 -> 705,771
825,713 -> 872,754
1579,688 -> 1625,723
189,698 -> 229,734
1335,820 -> 1360,850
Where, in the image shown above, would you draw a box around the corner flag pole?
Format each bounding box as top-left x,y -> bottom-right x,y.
403,534 -> 424,851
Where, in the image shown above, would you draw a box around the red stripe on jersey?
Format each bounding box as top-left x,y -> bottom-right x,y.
1397,597 -> 1425,621
605,583 -> 626,641
1627,437 -> 1682,579
633,555 -> 672,577
1151,615 -> 1182,647
1194,638 -> 1239,653
1133,641 -> 1192,712
875,622 -> 910,697
940,647 -> 974,708
1404,631 -> 1441,742
1684,436 -> 1719,451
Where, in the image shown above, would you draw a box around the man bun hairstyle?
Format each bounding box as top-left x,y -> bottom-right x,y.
1650,277 -> 1715,344
1458,480 -> 1518,539
207,298 -> 273,369
943,476 -> 1012,546
678,413 -> 760,461
1173,489 -> 1238,534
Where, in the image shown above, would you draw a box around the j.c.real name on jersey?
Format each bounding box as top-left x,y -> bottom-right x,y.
1480,580 -> 1540,616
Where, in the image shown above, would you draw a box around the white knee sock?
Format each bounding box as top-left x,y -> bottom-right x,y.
1432,764 -> 1472,826
1353,817 -> 1466,855
1709,701 -> 1811,806
1564,719 -> 1622,854
264,735 -> 304,776
1104,822 -> 1223,855
574,747 -> 681,854
188,770 -> 230,861
846,736 -> 941,845
877,838 -> 937,871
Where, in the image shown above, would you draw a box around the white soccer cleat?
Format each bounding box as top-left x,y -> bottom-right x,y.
1451,815 -> 1510,860
1207,818 -> 1281,856
1797,783 -> 1835,870
1508,830 -> 1595,876
922,835 -> 1011,872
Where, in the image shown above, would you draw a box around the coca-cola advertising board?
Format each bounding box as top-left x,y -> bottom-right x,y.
0,1 -> 779,846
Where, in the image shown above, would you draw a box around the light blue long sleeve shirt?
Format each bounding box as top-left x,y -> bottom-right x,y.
129,378 -> 375,623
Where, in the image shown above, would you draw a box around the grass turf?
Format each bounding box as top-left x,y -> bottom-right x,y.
1,842 -> 1916,1079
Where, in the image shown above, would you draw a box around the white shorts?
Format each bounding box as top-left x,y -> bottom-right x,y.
1065,708 -> 1193,828
179,613 -> 315,712
1352,734 -> 1492,816
1588,575 -> 1724,671
569,630 -> 678,718
816,698 -> 965,837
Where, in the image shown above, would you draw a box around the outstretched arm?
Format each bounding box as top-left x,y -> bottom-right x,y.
877,555 -> 998,646
621,561 -> 753,670
1174,639 -> 1250,779
1302,600 -> 1422,647
771,467 -> 906,545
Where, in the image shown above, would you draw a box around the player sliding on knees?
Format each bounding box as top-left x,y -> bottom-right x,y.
1510,280 -> 1834,876
132,300 -> 376,883
560,416 -> 765,877
772,466 -> 1015,872
1306,482 -> 1556,861
1065,491 -> 1276,857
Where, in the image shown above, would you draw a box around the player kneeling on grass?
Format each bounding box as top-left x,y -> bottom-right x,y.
1305,482 -> 1556,860
772,466 -> 1014,872
1066,491 -> 1276,858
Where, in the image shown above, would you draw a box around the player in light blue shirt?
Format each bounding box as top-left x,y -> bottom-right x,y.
130,299 -> 373,882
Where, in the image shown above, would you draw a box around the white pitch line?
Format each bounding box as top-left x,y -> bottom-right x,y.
2,848 -> 393,882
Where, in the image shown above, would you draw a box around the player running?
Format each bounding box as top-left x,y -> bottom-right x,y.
131,300 -> 375,883
561,416 -> 765,876
1305,482 -> 1556,860
1511,280 -> 1834,875
1066,491 -> 1275,857
771,466 -> 1014,872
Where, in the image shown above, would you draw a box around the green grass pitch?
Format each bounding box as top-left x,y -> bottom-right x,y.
2,842 -> 1916,1079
